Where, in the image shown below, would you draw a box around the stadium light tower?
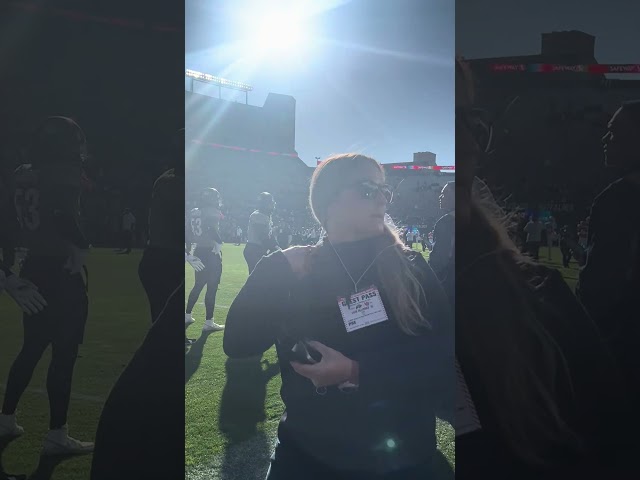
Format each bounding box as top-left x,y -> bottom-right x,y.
185,69 -> 253,104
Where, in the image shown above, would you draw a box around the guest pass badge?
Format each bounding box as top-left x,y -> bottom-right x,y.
338,286 -> 388,333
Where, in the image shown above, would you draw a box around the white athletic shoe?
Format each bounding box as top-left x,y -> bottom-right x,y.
185,313 -> 195,328
0,413 -> 24,438
42,425 -> 94,455
202,319 -> 224,332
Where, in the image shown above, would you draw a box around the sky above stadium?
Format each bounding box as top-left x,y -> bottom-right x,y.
456,0 -> 640,80
186,0 -> 454,167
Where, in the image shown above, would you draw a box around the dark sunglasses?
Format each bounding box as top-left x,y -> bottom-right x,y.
352,181 -> 393,204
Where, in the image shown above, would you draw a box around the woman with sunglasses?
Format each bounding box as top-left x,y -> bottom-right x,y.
455,56 -> 635,479
224,153 -> 454,480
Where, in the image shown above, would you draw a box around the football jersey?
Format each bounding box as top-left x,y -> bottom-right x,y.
0,176 -> 18,246
188,207 -> 222,248
148,169 -> 183,250
0,177 -> 16,274
246,210 -> 272,246
12,163 -> 87,256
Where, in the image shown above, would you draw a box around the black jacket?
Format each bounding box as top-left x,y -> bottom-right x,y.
224,235 -> 454,475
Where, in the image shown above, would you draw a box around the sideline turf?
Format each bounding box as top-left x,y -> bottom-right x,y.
0,249 -> 151,479
184,244 -> 455,480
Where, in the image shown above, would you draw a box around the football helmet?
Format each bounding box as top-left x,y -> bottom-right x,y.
199,187 -> 221,208
30,116 -> 87,166
258,192 -> 276,214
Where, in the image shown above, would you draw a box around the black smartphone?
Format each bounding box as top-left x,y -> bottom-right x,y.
290,340 -> 322,365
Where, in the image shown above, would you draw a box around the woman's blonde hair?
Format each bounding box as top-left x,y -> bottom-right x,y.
310,153 -> 430,335
456,57 -> 583,466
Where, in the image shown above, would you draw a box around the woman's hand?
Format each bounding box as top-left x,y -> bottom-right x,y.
282,245 -> 316,278
290,341 -> 358,388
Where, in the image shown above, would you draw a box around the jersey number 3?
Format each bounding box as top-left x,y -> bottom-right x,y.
15,187 -> 41,231
191,217 -> 202,237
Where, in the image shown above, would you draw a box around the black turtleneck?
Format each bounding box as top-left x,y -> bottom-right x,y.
223,235 -> 454,475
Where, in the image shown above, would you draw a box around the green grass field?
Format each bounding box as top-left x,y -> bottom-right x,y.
0,249 -> 150,480
0,244 -> 581,479
184,244 -> 457,480
535,245 -> 580,291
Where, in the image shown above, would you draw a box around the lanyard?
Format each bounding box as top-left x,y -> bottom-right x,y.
326,239 -> 395,304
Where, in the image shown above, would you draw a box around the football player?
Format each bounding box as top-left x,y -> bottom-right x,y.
0,175 -> 45,314
0,116 -> 93,454
243,192 -> 279,274
185,188 -> 224,333
91,129 -> 187,479
138,128 -> 186,325
0,263 -> 46,315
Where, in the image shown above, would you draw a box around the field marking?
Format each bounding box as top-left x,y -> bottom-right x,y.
186,434 -> 276,480
0,384 -> 105,404
195,302 -> 230,309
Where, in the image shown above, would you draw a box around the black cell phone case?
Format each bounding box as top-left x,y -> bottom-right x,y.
290,340 -> 322,364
